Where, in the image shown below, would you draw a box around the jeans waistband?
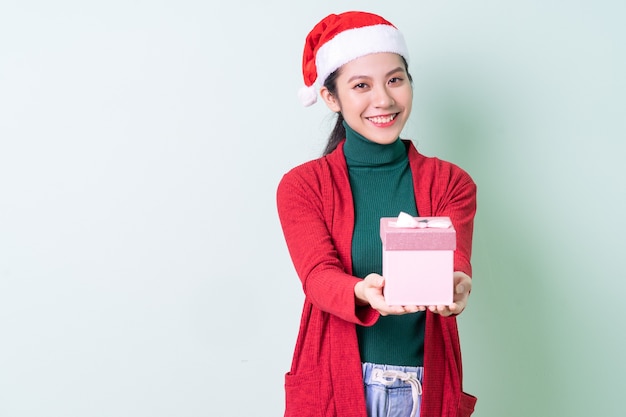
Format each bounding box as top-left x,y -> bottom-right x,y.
362,362 -> 424,387
362,362 -> 424,417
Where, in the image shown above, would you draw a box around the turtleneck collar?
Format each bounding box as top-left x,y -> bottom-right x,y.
342,121 -> 407,167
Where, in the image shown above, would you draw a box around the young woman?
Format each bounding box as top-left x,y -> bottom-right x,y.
277,11 -> 477,417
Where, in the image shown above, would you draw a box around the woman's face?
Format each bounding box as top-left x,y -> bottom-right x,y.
320,52 -> 413,145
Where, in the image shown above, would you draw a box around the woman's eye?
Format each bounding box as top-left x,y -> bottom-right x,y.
354,83 -> 368,89
389,77 -> 403,84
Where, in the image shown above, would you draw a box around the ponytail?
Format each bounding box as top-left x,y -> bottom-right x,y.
321,69 -> 344,156
323,113 -> 345,156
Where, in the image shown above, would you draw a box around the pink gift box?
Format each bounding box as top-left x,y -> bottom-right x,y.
380,216 -> 456,306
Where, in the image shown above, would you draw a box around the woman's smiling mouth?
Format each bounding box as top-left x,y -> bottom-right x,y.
367,113 -> 398,126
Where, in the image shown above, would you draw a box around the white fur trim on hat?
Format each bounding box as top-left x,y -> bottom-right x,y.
315,24 -> 409,90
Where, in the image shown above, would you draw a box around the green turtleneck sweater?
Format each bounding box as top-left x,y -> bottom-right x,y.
343,122 -> 426,367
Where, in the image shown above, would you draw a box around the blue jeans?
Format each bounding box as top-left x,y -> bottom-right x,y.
362,362 -> 424,417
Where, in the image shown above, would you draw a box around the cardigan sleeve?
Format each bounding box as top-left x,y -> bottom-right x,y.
276,162 -> 378,326
414,157 -> 477,277
435,163 -> 476,277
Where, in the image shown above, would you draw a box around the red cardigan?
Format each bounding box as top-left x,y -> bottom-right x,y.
276,140 -> 477,417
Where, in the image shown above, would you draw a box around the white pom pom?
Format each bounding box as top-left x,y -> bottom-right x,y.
297,85 -> 317,107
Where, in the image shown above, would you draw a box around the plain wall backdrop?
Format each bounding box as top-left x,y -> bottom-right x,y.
1,1 -> 625,416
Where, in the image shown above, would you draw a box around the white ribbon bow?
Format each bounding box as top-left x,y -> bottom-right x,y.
389,211 -> 452,229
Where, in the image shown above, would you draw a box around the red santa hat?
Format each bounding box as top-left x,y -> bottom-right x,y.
298,11 -> 410,106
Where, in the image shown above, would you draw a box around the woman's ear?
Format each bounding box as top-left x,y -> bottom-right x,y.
320,87 -> 341,113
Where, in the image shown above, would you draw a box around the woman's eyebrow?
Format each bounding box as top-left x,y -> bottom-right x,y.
346,74 -> 371,83
385,67 -> 405,77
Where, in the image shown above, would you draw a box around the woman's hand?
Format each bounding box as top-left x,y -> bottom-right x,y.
428,271 -> 472,317
354,273 -> 426,316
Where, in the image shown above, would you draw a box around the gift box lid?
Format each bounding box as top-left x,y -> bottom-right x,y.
380,215 -> 456,251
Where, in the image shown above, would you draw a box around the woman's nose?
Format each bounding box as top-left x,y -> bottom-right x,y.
373,86 -> 395,107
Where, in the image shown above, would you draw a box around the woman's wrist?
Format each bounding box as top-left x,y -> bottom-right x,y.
354,280 -> 369,306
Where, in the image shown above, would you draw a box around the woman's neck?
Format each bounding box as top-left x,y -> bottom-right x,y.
342,121 -> 406,167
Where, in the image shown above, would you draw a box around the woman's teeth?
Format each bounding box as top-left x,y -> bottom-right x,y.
368,114 -> 396,124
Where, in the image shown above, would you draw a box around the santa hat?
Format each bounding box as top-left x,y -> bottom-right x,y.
298,11 -> 410,106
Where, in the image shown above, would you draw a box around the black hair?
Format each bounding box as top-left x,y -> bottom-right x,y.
321,56 -> 412,156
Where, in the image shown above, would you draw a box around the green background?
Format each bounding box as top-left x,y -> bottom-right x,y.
399,3 -> 625,416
